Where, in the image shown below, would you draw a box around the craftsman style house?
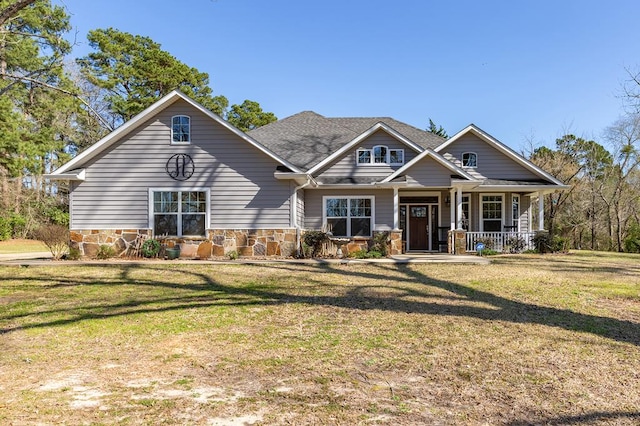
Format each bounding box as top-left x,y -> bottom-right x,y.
46,91 -> 567,257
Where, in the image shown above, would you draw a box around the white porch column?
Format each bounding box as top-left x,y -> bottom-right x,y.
538,192 -> 545,231
393,187 -> 399,230
449,188 -> 456,230
456,186 -> 463,229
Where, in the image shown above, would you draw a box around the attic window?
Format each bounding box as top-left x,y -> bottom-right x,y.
172,115 -> 190,143
356,146 -> 404,165
462,152 -> 477,168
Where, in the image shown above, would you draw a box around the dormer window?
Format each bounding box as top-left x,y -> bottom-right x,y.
356,145 -> 404,165
462,152 -> 477,168
172,115 -> 190,143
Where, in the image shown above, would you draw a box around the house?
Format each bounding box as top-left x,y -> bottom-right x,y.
45,91 -> 568,258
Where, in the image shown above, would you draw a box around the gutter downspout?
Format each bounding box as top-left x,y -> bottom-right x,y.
292,178 -> 312,257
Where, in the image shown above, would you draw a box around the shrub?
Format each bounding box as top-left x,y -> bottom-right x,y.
474,236 -> 495,250
350,249 -> 383,259
140,239 -> 161,258
96,245 -> 116,259
227,250 -> 238,260
532,231 -> 568,254
370,231 -> 389,256
302,230 -> 329,257
65,247 -> 81,260
624,222 -> 640,253
0,216 -> 11,241
32,224 -> 68,260
505,236 -> 527,254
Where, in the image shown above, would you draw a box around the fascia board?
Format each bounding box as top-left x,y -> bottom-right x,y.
307,122 -> 424,175
476,184 -> 571,192
382,149 -> 476,183
436,124 -> 566,186
43,169 -> 85,181
52,90 -> 302,175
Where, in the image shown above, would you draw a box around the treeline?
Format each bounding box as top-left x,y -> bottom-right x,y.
0,0 -> 276,239
530,107 -> 640,252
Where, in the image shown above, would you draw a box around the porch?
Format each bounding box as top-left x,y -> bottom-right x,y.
464,231 -> 536,253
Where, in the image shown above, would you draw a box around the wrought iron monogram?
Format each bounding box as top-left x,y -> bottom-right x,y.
166,154 -> 195,181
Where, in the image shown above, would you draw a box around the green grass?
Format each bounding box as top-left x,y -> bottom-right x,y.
0,252 -> 639,425
0,238 -> 47,254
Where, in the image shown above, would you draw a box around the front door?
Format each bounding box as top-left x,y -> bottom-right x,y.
409,206 -> 429,250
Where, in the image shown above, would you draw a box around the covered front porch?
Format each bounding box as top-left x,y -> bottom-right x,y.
390,186 -> 551,254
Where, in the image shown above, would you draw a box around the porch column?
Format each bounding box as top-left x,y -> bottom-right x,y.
449,188 -> 456,230
538,192 -> 545,231
456,186 -> 463,229
393,187 -> 399,230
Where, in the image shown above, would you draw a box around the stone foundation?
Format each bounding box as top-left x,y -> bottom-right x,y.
70,229 -> 151,258
70,228 -> 298,259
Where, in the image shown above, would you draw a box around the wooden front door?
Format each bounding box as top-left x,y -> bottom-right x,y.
409,206 -> 429,250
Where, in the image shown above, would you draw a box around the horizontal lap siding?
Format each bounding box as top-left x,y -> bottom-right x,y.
304,189 -> 394,231
71,100 -> 291,230
317,130 -> 419,180
443,134 -> 539,180
404,156 -> 453,187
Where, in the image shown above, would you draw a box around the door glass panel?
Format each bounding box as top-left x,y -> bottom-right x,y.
410,207 -> 427,218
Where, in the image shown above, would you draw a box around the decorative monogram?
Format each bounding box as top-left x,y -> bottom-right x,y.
165,154 -> 194,181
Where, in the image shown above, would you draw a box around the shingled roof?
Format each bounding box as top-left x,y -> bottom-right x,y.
248,111 -> 445,171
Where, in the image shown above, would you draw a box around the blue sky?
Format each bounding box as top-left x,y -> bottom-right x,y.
55,0 -> 640,152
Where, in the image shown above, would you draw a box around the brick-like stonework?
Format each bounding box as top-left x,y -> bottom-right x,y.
70,229 -> 151,258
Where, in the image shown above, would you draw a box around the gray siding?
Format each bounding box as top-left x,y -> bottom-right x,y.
317,130 -> 420,181
71,99 -> 292,230
404,156 -> 453,187
304,188 -> 394,231
463,192 -> 530,232
443,134 -> 540,180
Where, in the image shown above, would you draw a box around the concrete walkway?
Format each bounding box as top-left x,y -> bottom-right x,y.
0,251 -> 489,266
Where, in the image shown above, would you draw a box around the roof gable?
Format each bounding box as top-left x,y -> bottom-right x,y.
248,113 -> 445,172
436,124 -> 565,185
51,91 -> 301,176
382,148 -> 478,183
307,122 -> 426,175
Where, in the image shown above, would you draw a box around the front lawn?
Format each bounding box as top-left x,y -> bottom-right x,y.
1,252 -> 639,424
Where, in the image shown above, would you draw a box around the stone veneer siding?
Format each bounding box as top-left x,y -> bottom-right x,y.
70,228 -> 298,259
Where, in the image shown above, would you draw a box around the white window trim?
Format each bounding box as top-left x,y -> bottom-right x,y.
512,194 -> 520,232
148,188 -> 210,237
356,148 -> 372,164
479,193 -> 504,232
355,145 -> 404,166
462,152 -> 478,168
389,148 -> 404,166
171,115 -> 191,144
322,195 -> 375,237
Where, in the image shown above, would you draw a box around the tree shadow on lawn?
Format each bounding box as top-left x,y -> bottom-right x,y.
0,262 -> 638,347
507,410 -> 640,425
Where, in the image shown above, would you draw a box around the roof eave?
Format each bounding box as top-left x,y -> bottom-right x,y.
43,169 -> 85,181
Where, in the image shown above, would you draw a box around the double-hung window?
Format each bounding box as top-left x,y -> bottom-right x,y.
151,190 -> 208,236
172,115 -> 190,143
324,196 -> 373,237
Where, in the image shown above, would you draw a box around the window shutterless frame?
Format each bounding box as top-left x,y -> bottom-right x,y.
171,115 -> 191,144
462,152 -> 477,168
322,196 -> 375,237
355,145 -> 404,166
148,188 -> 210,237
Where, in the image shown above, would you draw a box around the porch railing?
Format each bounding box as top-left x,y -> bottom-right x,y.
465,231 -> 536,253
